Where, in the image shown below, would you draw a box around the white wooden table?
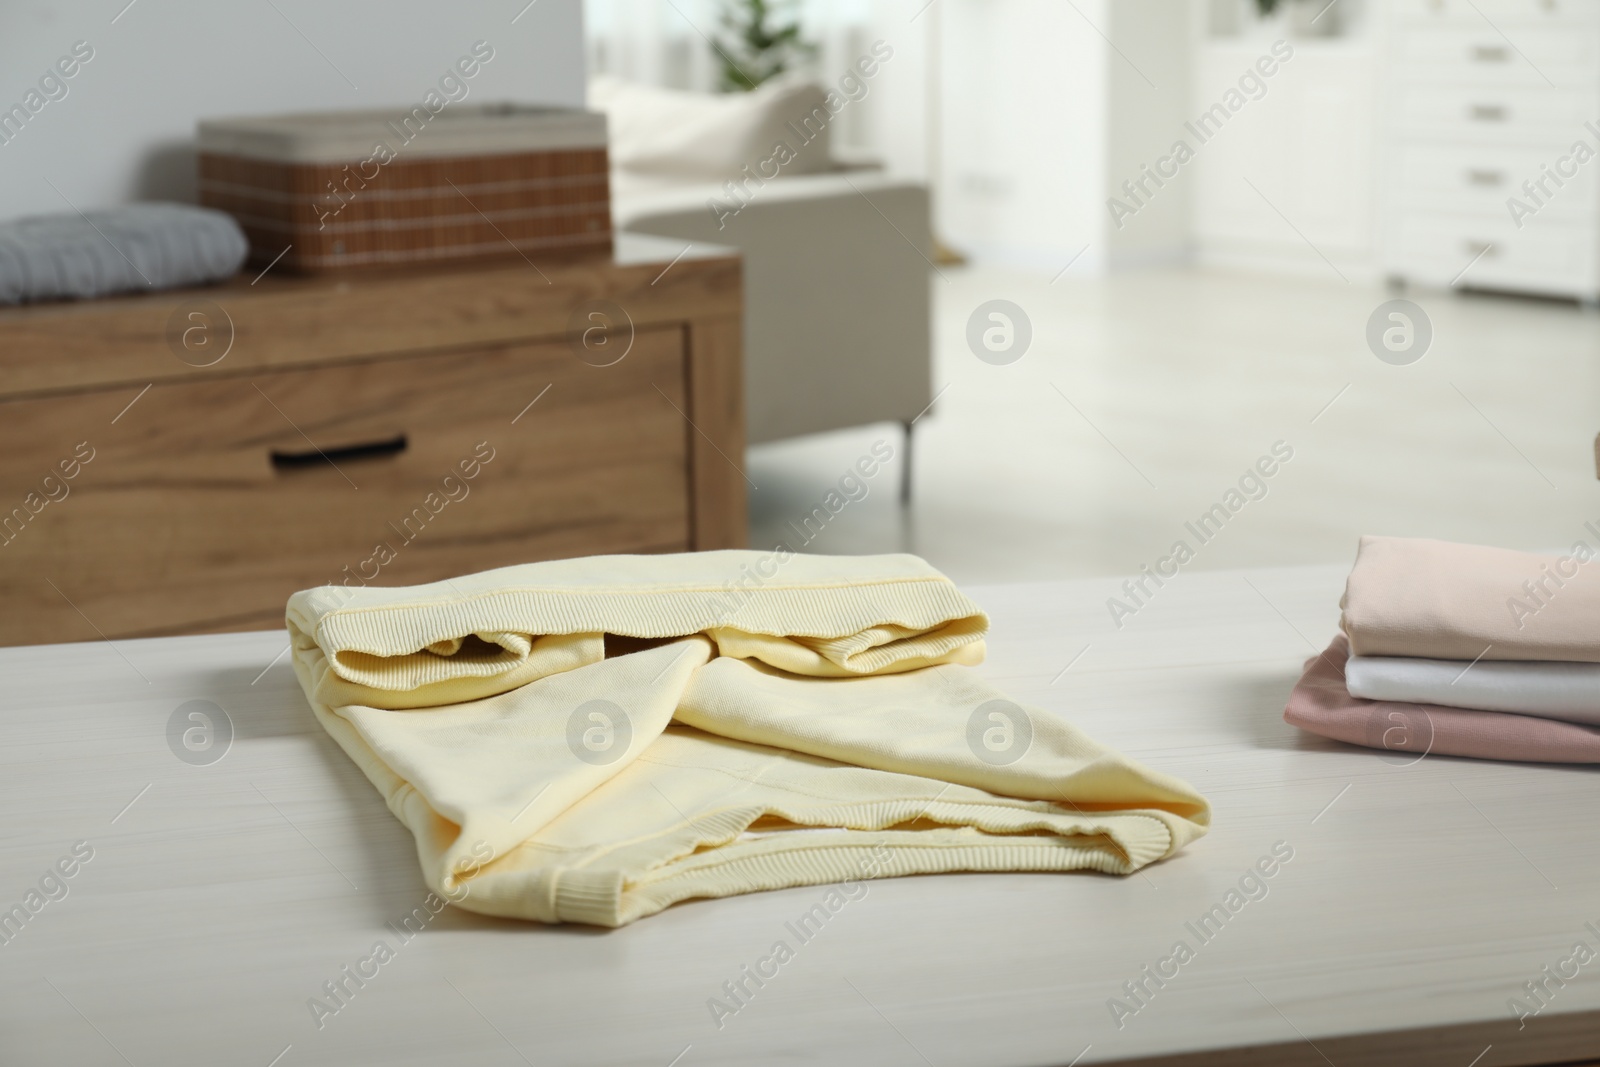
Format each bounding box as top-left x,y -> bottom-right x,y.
3,563 -> 1598,1067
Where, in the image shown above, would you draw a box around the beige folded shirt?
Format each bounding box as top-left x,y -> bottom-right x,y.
1342,535 -> 1600,662
287,550 -> 1211,926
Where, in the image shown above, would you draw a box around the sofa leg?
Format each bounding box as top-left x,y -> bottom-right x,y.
901,420 -> 914,505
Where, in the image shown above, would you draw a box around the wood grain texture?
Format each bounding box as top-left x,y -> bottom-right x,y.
0,564 -> 1596,1066
0,236 -> 744,645
684,315 -> 747,550
0,240 -> 741,400
0,331 -> 691,642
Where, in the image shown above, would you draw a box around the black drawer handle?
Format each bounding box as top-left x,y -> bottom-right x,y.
271,434 -> 408,470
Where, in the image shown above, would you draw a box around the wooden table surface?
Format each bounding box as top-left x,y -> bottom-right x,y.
2,563 -> 1598,1067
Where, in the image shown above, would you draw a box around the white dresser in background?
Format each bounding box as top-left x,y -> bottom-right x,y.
1383,0 -> 1600,300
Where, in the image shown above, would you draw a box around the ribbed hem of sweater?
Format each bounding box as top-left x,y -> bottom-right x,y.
552,820 -> 1171,927
457,796 -> 1174,927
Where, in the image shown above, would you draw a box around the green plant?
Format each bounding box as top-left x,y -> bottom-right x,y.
1255,0 -> 1283,13
714,0 -> 815,92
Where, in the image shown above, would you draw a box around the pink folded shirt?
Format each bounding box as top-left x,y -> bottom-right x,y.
1285,635 -> 1600,764
1342,535 -> 1600,662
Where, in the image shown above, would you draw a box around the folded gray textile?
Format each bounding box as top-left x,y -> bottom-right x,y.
0,202 -> 248,305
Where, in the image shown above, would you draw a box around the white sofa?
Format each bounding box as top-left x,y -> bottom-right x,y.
615,172 -> 932,446
592,78 -> 934,487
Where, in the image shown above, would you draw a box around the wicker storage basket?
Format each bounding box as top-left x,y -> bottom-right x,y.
197,104 -> 611,273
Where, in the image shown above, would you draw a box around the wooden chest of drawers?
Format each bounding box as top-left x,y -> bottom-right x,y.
0,234 -> 744,645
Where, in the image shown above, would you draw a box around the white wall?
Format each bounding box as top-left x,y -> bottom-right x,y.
0,0 -> 587,219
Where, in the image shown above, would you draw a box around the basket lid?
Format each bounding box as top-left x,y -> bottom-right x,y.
197,104 -> 607,163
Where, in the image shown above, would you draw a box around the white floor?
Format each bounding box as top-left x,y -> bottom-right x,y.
748,264 -> 1600,585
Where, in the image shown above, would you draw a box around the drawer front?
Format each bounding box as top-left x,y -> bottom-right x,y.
1389,210 -> 1598,292
0,328 -> 692,643
1394,0 -> 1600,24
1391,27 -> 1600,86
1392,84 -> 1598,141
1391,141 -> 1599,217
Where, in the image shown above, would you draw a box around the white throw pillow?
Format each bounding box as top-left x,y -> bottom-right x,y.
589,75 -> 834,179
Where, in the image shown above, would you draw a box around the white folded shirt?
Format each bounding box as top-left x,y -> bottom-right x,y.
1345,654 -> 1600,725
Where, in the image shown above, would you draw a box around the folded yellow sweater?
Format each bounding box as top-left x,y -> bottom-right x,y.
286,550 -> 1209,927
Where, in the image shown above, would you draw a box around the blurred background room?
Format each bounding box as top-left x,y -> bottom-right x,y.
590,0 -> 1600,585
4,0 -> 1596,618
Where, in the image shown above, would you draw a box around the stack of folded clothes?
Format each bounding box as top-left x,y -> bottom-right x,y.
1285,535 -> 1600,763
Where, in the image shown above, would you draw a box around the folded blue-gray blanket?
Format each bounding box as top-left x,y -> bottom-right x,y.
0,202 -> 248,305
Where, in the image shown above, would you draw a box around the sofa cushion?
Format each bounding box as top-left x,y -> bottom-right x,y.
589,75 -> 834,180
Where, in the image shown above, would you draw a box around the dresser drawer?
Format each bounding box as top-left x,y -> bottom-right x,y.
1392,83 -> 1599,141
1391,141 -> 1598,217
1392,27 -> 1600,85
0,328 -> 693,641
1394,0 -> 1600,22
1390,210 -> 1598,293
